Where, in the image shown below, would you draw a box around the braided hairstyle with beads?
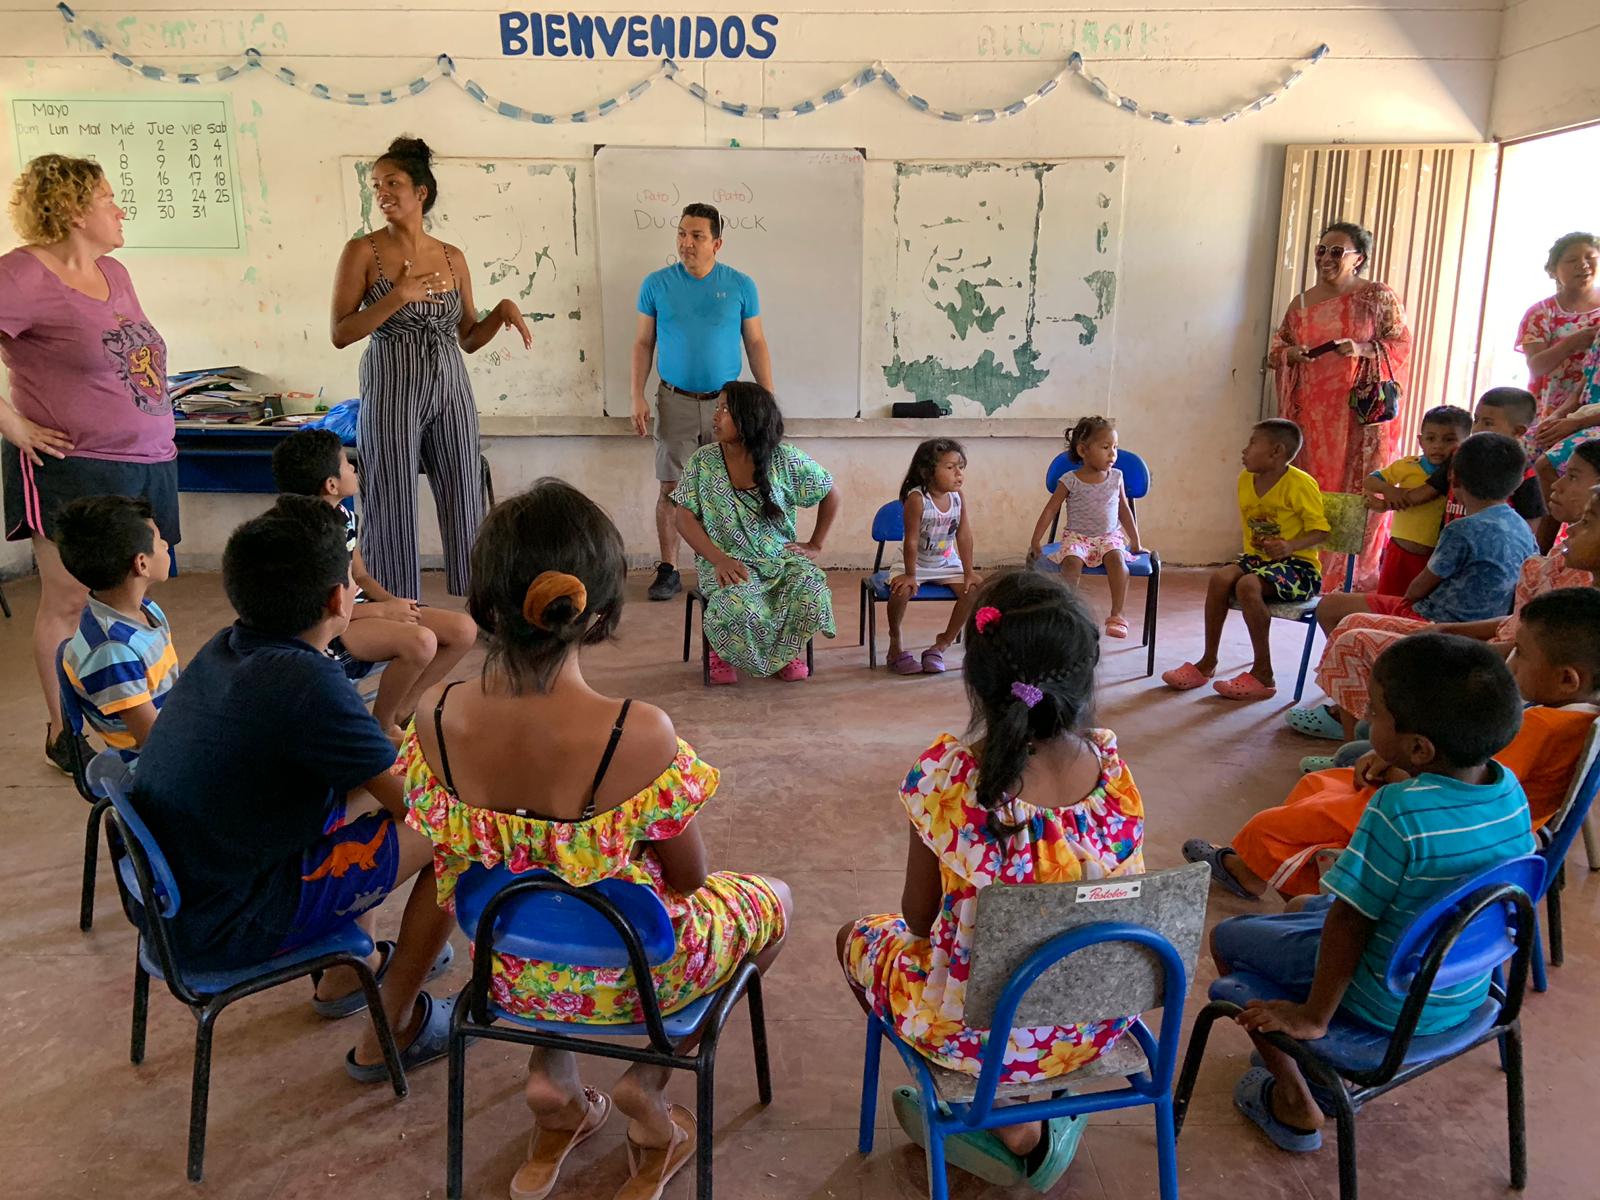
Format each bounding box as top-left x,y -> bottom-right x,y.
962,570 -> 1100,838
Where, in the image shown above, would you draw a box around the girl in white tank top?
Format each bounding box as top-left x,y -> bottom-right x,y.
886,439 -> 983,675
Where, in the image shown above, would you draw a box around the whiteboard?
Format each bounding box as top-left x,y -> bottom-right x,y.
883,159 -> 1125,417
9,93 -> 245,253
340,157 -> 600,416
595,146 -> 864,419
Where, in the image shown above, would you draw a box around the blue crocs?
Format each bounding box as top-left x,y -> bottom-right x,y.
345,990 -> 456,1083
1234,1067 -> 1322,1152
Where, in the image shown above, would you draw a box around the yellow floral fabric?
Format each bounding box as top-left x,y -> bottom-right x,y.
402,730 -> 784,1023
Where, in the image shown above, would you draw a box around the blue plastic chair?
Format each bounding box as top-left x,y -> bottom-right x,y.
86,755 -> 407,1182
1527,722 -> 1600,992
1173,854 -> 1545,1200
446,864 -> 772,1200
859,499 -> 965,668
56,641 -> 112,932
857,863 -> 1211,1200
1037,449 -> 1161,676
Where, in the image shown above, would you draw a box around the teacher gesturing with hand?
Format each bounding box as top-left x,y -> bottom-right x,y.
630,202 -> 773,601
331,135 -> 531,601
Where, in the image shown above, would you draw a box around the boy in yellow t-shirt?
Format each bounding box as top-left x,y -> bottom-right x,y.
1364,405 -> 1472,595
1163,419 -> 1330,702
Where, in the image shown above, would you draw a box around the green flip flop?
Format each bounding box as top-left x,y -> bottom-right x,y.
890,1086 -> 1026,1186
1024,1112 -> 1088,1193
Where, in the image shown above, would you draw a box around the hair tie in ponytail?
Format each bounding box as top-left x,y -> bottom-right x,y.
522,571 -> 587,630
975,606 -> 1002,634
1010,681 -> 1044,708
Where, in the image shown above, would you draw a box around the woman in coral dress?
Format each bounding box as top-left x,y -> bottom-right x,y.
1269,221 -> 1412,590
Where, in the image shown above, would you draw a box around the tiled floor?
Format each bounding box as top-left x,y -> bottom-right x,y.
3,566 -> 1595,1199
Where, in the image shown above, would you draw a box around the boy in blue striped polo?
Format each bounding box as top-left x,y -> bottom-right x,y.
1210,632 -> 1531,1153
54,495 -> 179,768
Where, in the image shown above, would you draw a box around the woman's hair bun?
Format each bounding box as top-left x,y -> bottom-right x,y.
538,594 -> 582,633
385,135 -> 433,164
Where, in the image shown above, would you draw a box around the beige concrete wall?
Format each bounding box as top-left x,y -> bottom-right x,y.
1490,0 -> 1600,139
2,1 -> 1502,580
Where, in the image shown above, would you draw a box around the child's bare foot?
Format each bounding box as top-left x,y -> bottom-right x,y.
994,1120 -> 1044,1157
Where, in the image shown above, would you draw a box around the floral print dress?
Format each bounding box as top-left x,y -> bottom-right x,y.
672,441 -> 836,675
845,731 -> 1145,1083
402,731 -> 785,1023
1516,296 -> 1600,426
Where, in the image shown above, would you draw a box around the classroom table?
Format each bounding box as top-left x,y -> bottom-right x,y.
173,421 -> 495,505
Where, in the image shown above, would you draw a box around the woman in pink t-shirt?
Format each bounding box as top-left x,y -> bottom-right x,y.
0,155 -> 177,772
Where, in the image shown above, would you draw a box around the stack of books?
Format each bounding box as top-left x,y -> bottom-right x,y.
170,366 -> 270,421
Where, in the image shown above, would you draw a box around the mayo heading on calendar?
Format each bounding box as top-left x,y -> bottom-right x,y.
499,12 -> 779,59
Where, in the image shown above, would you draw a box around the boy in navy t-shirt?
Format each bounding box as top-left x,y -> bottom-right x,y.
134,495 -> 456,1078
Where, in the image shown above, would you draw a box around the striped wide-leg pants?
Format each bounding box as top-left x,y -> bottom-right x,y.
356,336 -> 484,600
1312,612 -> 1430,718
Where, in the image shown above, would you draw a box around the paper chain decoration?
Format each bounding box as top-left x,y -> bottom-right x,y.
58,4 -> 1329,128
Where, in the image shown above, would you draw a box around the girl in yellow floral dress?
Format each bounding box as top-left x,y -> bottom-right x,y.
404,479 -> 790,1200
839,570 -> 1144,1192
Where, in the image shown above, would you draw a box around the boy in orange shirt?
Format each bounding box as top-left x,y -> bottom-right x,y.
1185,584 -> 1600,900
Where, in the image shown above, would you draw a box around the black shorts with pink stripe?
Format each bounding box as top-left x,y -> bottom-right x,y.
2,440 -> 181,544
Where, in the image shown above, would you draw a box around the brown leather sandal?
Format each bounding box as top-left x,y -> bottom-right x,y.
613,1104 -> 696,1200
509,1087 -> 612,1200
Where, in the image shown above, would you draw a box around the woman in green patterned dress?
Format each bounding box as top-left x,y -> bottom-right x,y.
673,382 -> 839,684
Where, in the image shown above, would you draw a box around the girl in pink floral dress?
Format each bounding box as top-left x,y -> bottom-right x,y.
404,479 -> 789,1200
839,570 -> 1144,1192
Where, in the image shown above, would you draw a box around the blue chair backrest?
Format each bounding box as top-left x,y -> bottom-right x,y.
870,499 -> 906,546
1044,448 -> 1151,500
1383,854 -> 1545,996
452,863 -> 676,969
88,753 -> 182,920
1536,724 -> 1600,891
55,641 -> 89,740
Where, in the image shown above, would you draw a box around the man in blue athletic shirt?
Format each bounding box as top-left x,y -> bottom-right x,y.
631,202 -> 774,600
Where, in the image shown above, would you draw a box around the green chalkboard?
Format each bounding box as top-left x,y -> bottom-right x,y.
9,93 -> 246,254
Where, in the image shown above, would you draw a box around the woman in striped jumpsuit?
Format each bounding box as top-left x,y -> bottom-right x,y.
330,136 -> 531,598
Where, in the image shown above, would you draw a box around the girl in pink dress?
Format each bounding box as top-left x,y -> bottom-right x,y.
1269,222 -> 1412,591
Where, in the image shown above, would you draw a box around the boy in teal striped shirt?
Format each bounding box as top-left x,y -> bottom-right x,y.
1211,632 -> 1532,1152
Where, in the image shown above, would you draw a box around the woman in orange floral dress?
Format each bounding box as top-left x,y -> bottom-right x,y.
1269,221 -> 1412,590
839,572 -> 1144,1191
405,479 -> 789,1200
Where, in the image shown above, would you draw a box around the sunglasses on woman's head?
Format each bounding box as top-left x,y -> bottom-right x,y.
1314,245 -> 1355,260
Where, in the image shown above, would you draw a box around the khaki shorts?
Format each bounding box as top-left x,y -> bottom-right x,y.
654,381 -> 721,483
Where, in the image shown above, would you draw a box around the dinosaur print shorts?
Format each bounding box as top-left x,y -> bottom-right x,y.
277,811 -> 401,954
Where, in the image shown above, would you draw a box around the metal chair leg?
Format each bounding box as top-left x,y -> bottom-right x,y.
868,595 -> 878,669
1146,564 -> 1160,678
747,973 -> 772,1105
80,797 -> 110,932
859,581 -> 867,646
806,638 -> 814,674
1505,1023 -> 1527,1190
1154,1097 -> 1181,1200
682,593 -> 694,663
1532,921 -> 1549,993
186,1007 -> 218,1181
446,1017 -> 470,1198
857,1014 -> 882,1153
131,959 -> 150,1064
1293,619 -> 1318,704
1331,1085 -> 1360,1200
695,1059 -> 716,1200
0,579 -> 10,618
1547,870 -> 1565,968
1172,1000 -> 1226,1135
923,1106 -> 950,1200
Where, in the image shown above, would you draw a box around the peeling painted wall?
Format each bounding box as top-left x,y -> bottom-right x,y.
882,159 -> 1122,417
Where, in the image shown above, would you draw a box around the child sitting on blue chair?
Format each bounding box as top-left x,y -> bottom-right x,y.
1209,632 -> 1533,1152
886,438 -> 981,674
131,495 -> 457,1074
404,479 -> 791,1200
55,495 -> 179,769
838,570 -> 1144,1190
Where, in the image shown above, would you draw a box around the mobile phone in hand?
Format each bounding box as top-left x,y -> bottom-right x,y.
1305,341 -> 1340,358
